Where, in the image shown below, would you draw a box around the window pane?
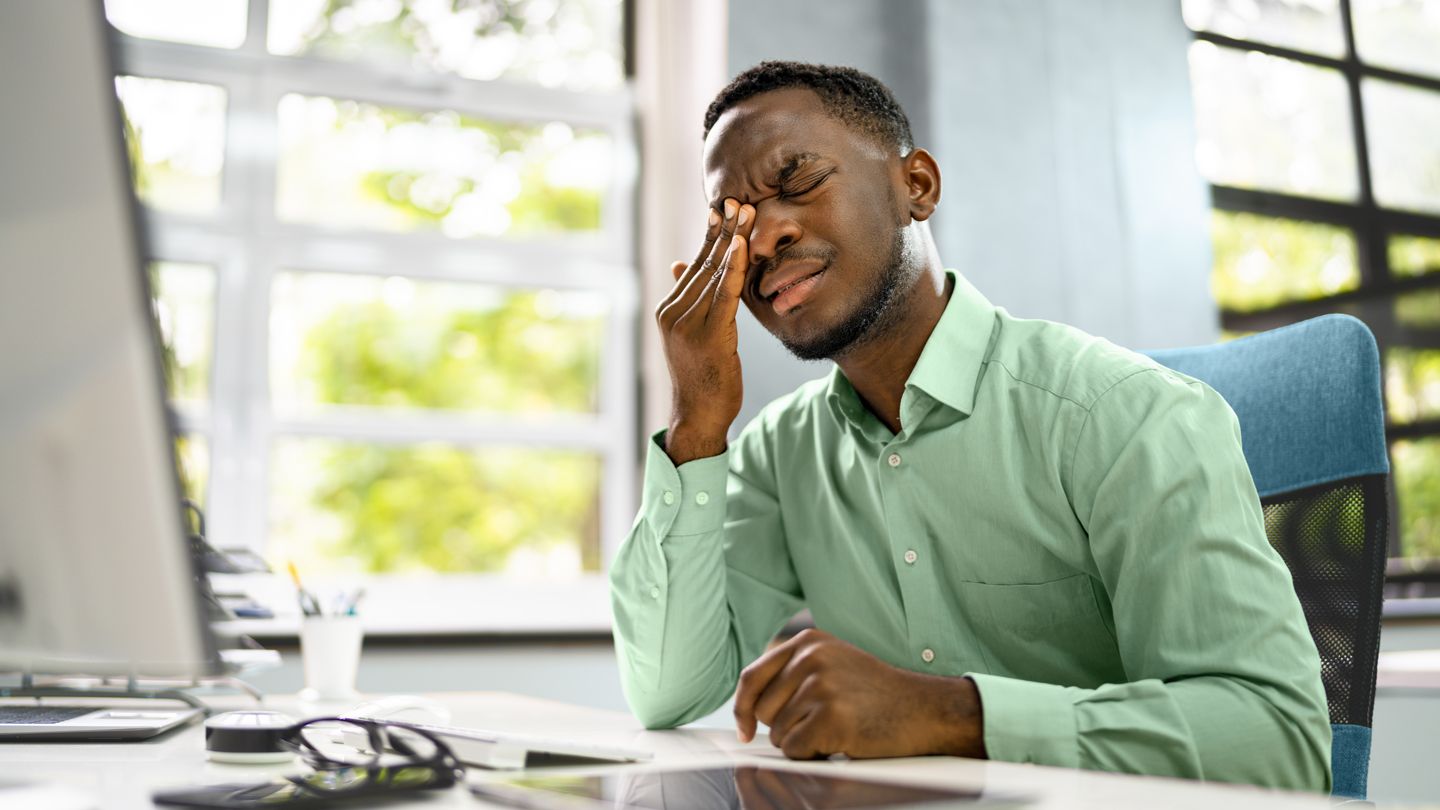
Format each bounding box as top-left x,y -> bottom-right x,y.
271,272 -> 606,414
276,95 -> 610,236
150,262 -> 216,402
106,0 -> 248,49
1364,79 -> 1440,215
116,76 -> 227,214
1387,348 -> 1440,424
1188,42 -> 1358,200
267,0 -> 623,91
1391,234 -> 1440,278
1392,437 -> 1440,558
1354,0 -> 1440,80
1182,0 -> 1346,56
269,440 -> 601,575
176,434 -> 210,508
1210,210 -> 1359,311
1396,290 -> 1440,328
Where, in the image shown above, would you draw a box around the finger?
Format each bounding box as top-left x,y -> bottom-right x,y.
689,230 -> 746,324
685,203 -> 751,324
690,207 -> 723,269
709,229 -> 750,323
778,710 -> 826,761
673,208 -> 722,291
734,634 -> 801,743
752,651 -> 812,737
657,207 -> 724,316
666,199 -> 739,320
766,672 -> 819,749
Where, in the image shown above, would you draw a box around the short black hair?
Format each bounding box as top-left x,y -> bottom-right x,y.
702,61 -> 914,154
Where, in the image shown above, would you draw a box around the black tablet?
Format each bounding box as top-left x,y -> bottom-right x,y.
470,765 -> 1030,809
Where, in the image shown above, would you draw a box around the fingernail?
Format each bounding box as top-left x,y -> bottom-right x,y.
736,206 -> 750,227
708,209 -> 720,228
724,199 -> 738,220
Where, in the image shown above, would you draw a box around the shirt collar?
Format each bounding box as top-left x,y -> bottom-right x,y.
825,270 -> 998,427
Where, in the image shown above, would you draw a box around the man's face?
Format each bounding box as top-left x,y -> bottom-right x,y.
703,88 -> 912,360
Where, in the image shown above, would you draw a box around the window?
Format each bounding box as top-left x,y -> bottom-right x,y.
109,0 -> 636,631
1183,0 -> 1440,574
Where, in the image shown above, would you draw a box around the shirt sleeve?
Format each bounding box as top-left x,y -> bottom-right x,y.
609,424 -> 803,729
968,369 -> 1332,792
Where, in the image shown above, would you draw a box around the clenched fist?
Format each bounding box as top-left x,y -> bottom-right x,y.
733,628 -> 988,761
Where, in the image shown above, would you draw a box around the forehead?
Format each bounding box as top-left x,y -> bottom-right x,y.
702,88 -> 873,201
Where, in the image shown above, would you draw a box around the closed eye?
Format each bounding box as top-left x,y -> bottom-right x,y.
777,172 -> 830,200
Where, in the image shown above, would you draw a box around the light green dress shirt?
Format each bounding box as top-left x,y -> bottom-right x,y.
610,271 -> 1331,791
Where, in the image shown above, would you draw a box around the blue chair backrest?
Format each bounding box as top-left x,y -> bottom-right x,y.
1145,314 -> 1389,800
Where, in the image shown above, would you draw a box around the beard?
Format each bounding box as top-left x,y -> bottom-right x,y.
777,225 -> 914,362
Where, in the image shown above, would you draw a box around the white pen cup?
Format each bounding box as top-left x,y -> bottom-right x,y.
298,614 -> 364,703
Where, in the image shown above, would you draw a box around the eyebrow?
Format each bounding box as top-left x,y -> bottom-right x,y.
773,151 -> 823,186
707,151 -> 826,209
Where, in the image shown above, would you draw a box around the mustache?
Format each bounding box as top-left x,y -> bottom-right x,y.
751,246 -> 836,298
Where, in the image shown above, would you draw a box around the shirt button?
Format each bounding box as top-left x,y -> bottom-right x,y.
921,648 -> 935,664
694,491 -> 709,506
887,453 -> 902,467
649,586 -> 661,599
662,490 -> 674,505
903,549 -> 918,565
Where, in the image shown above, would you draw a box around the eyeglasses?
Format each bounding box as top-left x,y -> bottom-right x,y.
276,717 -> 465,798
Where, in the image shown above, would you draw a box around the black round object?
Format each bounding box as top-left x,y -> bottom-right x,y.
203,710 -> 297,763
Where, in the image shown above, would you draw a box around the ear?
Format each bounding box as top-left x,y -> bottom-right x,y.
900,148 -> 941,222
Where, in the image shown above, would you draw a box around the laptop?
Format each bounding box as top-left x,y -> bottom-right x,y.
0,705 -> 202,741
0,2 -> 221,741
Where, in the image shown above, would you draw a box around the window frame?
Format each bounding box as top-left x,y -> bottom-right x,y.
1187,0 -> 1440,565
112,2 -> 639,632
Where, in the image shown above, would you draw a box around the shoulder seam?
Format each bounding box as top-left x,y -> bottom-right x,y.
987,359 -> 1089,408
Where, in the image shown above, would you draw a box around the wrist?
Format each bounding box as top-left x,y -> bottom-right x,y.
664,423 -> 728,466
918,674 -> 987,759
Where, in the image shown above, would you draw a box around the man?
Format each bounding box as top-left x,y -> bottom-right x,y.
610,61 -> 1330,791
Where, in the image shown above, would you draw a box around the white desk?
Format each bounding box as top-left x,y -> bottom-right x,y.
0,692 -> 1342,809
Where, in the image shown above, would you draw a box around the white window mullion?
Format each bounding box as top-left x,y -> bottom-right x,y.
221,66 -> 283,554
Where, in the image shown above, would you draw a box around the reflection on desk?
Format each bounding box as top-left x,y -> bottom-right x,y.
477,765 -> 1028,809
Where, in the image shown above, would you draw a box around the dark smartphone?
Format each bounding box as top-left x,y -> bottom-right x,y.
152,765 -> 455,808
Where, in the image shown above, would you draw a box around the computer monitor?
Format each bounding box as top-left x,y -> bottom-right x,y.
0,3 -> 219,678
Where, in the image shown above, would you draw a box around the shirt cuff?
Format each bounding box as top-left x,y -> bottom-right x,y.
642,429 -> 730,538
967,672 -> 1081,768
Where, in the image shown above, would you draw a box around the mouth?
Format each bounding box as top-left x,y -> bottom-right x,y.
765,266 -> 827,316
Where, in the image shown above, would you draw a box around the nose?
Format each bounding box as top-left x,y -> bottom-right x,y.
746,199 -> 802,270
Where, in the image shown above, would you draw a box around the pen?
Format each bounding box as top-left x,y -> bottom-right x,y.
287,561 -> 322,617
342,587 -> 366,616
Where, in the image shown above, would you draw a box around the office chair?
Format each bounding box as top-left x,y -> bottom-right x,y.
1145,314 -> 1389,801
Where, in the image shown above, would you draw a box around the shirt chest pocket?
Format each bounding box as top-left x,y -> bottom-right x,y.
954,573 -> 1124,687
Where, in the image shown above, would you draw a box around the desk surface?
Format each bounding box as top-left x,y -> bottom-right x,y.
0,692 -> 1342,810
